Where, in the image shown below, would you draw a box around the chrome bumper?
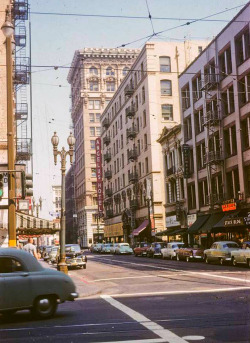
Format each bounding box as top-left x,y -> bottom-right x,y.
68,292 -> 78,301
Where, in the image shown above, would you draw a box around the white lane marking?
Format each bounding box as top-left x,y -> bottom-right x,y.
108,286 -> 250,298
182,336 -> 205,341
93,275 -> 155,282
94,340 -> 166,343
101,294 -> 189,343
92,256 -> 250,284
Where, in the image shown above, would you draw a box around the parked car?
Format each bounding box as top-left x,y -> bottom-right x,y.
101,243 -> 114,254
64,244 -> 87,269
161,242 -> 185,259
90,244 -> 96,253
115,243 -> 133,255
0,248 -> 78,318
134,242 -> 150,257
204,241 -> 240,265
110,243 -> 118,254
176,244 -> 204,262
95,243 -> 103,253
147,242 -> 166,258
48,246 -> 60,264
230,241 -> 250,267
42,246 -> 53,261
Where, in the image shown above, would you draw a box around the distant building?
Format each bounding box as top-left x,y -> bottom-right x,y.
65,164 -> 77,244
101,40 -> 208,243
52,185 -> 61,221
67,48 -> 139,247
179,3 -> 250,247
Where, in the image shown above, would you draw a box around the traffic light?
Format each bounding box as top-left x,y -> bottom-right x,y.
0,173 -> 3,199
21,171 -> 33,199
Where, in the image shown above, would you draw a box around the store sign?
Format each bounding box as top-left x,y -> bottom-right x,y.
224,217 -> 244,226
166,215 -> 180,228
187,214 -> 197,227
222,199 -> 237,212
182,144 -> 190,179
244,214 -> 250,225
96,138 -> 103,215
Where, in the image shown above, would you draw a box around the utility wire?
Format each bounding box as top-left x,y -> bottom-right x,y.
145,0 -> 155,36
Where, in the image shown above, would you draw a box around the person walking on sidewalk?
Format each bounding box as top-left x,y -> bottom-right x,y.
23,238 -> 38,260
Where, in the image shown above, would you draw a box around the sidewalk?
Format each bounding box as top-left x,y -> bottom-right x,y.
39,260 -> 102,299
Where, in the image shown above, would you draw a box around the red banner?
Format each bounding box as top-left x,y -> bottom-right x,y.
96,138 -> 103,215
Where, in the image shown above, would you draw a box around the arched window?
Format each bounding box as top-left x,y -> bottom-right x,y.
89,80 -> 99,91
161,80 -> 172,95
123,67 -> 129,76
160,57 -> 171,72
89,66 -> 98,75
106,67 -> 114,76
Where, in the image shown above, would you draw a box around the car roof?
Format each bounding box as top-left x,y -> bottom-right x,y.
215,241 -> 238,244
0,248 -> 43,272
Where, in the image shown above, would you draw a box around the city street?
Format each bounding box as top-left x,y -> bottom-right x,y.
1,253 -> 250,342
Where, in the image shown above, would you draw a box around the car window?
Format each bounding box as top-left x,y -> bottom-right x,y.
0,257 -> 25,273
223,243 -> 239,249
211,244 -> 217,249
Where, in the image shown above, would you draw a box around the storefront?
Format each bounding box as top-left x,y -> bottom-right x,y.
103,222 -> 124,243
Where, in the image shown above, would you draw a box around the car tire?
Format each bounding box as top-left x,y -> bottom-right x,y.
205,255 -> 209,264
232,257 -> 237,266
176,254 -> 180,261
219,258 -> 224,265
31,296 -> 58,319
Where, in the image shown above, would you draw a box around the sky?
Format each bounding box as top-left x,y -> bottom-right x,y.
29,0 -> 248,219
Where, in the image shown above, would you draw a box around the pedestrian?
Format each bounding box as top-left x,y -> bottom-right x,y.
23,238 -> 39,260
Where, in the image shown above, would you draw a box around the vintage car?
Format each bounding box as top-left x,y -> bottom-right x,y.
0,248 -> 78,318
59,244 -> 87,269
147,242 -> 166,258
115,243 -> 133,255
161,242 -> 185,259
101,243 -> 114,254
176,244 -> 204,262
110,243 -> 118,254
231,241 -> 250,267
95,243 -> 103,253
48,246 -> 60,264
134,242 -> 150,257
204,241 -> 240,265
42,246 -> 53,261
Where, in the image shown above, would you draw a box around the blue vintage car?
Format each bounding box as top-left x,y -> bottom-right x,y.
0,248 -> 78,318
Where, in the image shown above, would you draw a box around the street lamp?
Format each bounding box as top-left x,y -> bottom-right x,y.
51,132 -> 75,274
1,6 -> 16,247
32,196 -> 42,218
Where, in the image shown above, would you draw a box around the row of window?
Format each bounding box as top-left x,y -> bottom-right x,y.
89,66 -> 129,76
89,81 -> 116,92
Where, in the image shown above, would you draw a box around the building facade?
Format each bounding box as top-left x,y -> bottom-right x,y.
67,48 -> 139,247
101,41 -> 208,243
179,3 -> 250,247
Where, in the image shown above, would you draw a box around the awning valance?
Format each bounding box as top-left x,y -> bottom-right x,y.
132,220 -> 149,237
187,214 -> 210,234
199,213 -> 225,233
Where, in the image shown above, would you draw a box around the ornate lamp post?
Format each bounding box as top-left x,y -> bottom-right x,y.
51,132 -> 75,274
1,6 -> 16,247
32,196 -> 42,218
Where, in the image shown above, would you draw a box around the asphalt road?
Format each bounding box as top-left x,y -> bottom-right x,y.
1,253 -> 250,342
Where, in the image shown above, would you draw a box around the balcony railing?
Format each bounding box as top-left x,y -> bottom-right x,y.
128,148 -> 138,161
105,188 -> 113,197
125,105 -> 136,119
129,171 -> 138,183
103,136 -> 111,146
130,199 -> 138,209
124,84 -> 134,97
104,152 -> 111,162
16,141 -> 31,161
106,209 -> 114,218
14,57 -> 30,85
202,109 -> 220,126
126,126 -> 138,140
204,151 -> 224,165
102,117 -> 110,129
166,166 -> 175,176
105,170 -> 112,180
15,103 -> 28,120
200,73 -> 218,91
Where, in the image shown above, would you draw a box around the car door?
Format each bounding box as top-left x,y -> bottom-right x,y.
0,256 -> 32,310
208,243 -> 217,261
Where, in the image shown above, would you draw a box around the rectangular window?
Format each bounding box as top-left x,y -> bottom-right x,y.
91,168 -> 96,177
187,183 -> 196,210
162,104 -> 173,121
241,117 -> 250,150
219,46 -> 232,80
181,84 -> 190,111
143,110 -> 146,127
144,134 -> 148,150
121,134 -> 123,149
198,179 -> 208,207
235,28 -> 250,66
89,100 -> 100,110
92,182 -> 97,191
192,74 -> 202,102
221,85 -> 235,115
194,109 -> 204,135
89,81 -> 99,91
145,157 -> 149,173
244,165 -> 250,196
107,82 -> 115,92
90,140 -> 96,149
238,73 -> 250,107
90,127 -> 95,136
160,56 -> 171,72
184,116 -> 192,141
95,113 -> 101,122
91,154 -> 96,163
96,127 -> 101,137
89,113 -> 95,122
161,80 -> 172,95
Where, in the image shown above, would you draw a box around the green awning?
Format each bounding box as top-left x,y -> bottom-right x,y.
166,228 -> 186,236
187,214 -> 210,234
212,211 -> 240,230
199,213 -> 225,233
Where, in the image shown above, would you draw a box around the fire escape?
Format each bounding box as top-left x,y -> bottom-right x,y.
201,63 -> 224,208
12,0 -> 31,162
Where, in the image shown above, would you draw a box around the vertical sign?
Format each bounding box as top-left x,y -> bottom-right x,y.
182,144 -> 190,179
95,138 -> 103,215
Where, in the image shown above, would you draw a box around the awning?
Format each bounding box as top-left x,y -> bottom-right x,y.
166,228 -> 186,236
212,211 -> 240,230
187,214 -> 210,234
132,220 -> 149,237
199,213 -> 225,233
